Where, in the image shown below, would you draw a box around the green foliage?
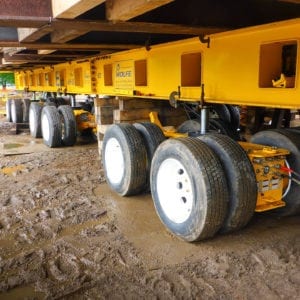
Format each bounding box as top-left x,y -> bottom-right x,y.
0,72 -> 15,88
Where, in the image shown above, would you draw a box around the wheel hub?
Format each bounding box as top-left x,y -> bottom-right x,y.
104,137 -> 125,185
156,158 -> 193,223
41,113 -> 50,142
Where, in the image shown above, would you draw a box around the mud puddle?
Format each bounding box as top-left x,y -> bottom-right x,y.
0,134 -> 49,156
96,184 -> 300,267
0,285 -> 45,300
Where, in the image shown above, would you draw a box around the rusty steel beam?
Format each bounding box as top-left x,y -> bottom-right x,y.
52,0 -> 106,18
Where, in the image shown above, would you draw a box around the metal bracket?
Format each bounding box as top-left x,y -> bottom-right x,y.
145,39 -> 151,51
169,86 -> 181,108
199,35 -> 210,48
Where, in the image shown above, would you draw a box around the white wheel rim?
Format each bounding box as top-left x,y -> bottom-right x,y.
41,113 -> 50,142
6,102 -> 10,120
156,158 -> 193,223
29,108 -> 35,133
105,137 -> 125,185
11,104 -> 16,121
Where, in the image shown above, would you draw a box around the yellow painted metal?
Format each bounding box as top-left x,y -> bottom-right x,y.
15,59 -> 92,95
14,18 -> 300,109
239,142 -> 290,212
149,111 -> 187,138
64,60 -> 92,94
93,18 -> 300,109
73,109 -> 96,132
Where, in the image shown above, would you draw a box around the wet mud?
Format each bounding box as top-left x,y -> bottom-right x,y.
0,128 -> 299,299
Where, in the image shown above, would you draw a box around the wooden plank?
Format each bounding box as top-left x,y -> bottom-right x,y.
97,124 -> 111,135
114,118 -> 150,124
113,108 -> 158,121
38,50 -> 56,55
98,140 -> 103,156
118,98 -> 159,110
0,41 -> 140,50
0,16 -> 49,28
2,57 -> 66,64
51,0 -> 105,43
4,50 -> 83,62
106,0 -> 174,21
51,29 -> 90,44
94,97 -> 113,107
50,19 -> 225,36
95,106 -> 114,125
52,0 -> 105,18
0,17 -> 227,36
94,97 -> 119,108
18,26 -> 53,42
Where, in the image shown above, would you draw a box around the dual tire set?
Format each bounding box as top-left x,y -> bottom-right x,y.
103,123 -> 300,242
6,98 -> 31,124
29,102 -> 77,148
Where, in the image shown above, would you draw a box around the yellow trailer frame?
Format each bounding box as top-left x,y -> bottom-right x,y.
15,18 -> 300,110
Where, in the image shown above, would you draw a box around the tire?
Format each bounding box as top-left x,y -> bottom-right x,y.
250,129 -> 300,216
177,119 -> 201,136
150,137 -> 228,242
177,118 -> 240,140
227,105 -> 240,130
29,102 -> 43,138
46,97 -> 57,107
41,106 -> 62,148
22,98 -> 31,123
44,102 -> 56,107
58,105 -> 77,146
11,99 -> 23,123
6,99 -> 12,122
102,123 -> 147,196
209,118 -> 241,141
56,97 -> 67,106
210,104 -> 231,123
133,122 -> 166,189
198,134 -> 257,233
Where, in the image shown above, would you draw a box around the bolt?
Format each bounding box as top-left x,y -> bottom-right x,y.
178,169 -> 184,175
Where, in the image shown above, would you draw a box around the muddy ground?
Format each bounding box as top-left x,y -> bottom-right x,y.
0,120 -> 299,300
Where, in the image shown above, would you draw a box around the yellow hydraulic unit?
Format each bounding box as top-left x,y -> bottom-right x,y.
239,142 -> 290,212
73,109 -> 96,133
